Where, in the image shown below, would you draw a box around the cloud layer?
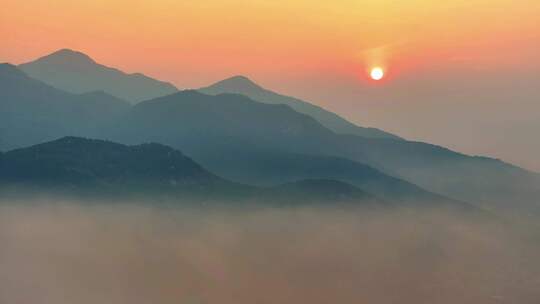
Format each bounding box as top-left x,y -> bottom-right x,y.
1,201 -> 539,304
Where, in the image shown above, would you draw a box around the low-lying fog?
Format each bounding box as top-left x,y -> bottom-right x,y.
1,200 -> 539,304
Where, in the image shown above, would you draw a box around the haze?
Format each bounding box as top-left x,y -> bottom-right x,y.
2,200 -> 540,304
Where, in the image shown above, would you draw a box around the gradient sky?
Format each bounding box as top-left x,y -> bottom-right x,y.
2,0 -> 540,170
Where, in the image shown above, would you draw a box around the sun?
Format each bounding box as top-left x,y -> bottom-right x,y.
370,67 -> 384,80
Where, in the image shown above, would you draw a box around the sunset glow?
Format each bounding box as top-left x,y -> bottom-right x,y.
1,0 -> 539,89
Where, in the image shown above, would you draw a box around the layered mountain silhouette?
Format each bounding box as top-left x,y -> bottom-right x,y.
0,65 -> 453,205
199,75 -> 401,140
2,52 -> 539,215
104,90 -> 540,213
0,63 -> 128,150
0,137 -> 388,207
102,91 -> 440,202
19,49 -> 178,103
18,49 -> 401,140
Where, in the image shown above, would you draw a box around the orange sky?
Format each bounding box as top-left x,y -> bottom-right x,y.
1,0 -> 540,170
2,0 -> 539,86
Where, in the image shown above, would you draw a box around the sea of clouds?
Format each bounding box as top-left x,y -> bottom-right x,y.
1,199 -> 539,304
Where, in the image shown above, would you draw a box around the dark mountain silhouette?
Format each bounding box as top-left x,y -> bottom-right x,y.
0,64 -> 129,150
0,65 -> 452,205
0,137 -> 389,207
19,49 -> 178,103
0,137 -> 241,199
1,61 -> 538,213
199,75 -> 401,140
105,90 -> 540,213
110,90 -> 335,153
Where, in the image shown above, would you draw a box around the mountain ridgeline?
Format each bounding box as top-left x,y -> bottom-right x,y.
1,51 -> 539,215
199,75 -> 401,140
0,63 -> 129,149
0,137 -> 388,207
19,49 -> 178,103
0,137 -> 229,194
105,90 -> 540,213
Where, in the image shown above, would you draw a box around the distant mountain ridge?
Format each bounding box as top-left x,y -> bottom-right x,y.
18,49 -> 400,139
0,63 -> 129,150
0,137 -> 389,207
105,90 -> 540,213
199,75 -> 402,140
1,59 -> 539,215
0,64 -> 458,206
19,49 -> 178,103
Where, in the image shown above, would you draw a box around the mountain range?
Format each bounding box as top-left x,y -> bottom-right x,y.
105,90 -> 540,213
20,49 -> 398,139
0,137 -> 389,207
199,75 -> 400,140
19,49 -> 178,103
0,63 -> 128,149
2,49 -> 539,215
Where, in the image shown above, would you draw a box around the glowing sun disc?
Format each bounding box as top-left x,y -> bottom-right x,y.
370,67 -> 384,80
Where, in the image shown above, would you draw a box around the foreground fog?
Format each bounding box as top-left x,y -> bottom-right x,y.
1,200 -> 539,304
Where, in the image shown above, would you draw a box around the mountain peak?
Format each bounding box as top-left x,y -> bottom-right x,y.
207,75 -> 265,93
224,75 -> 254,83
199,73 -> 403,140
18,49 -> 178,103
30,48 -> 96,65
